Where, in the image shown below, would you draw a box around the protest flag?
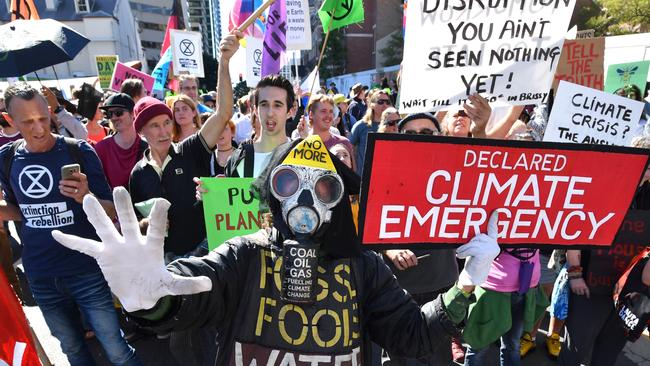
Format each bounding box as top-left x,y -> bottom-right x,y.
229,0 -> 266,38
318,0 -> 364,32
261,0 -> 286,76
0,270 -> 42,366
160,0 -> 185,57
9,0 -> 39,21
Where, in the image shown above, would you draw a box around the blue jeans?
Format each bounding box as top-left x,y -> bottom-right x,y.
464,292 -> 525,366
29,271 -> 142,366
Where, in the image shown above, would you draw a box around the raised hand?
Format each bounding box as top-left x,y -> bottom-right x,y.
456,210 -> 501,287
52,187 -> 212,312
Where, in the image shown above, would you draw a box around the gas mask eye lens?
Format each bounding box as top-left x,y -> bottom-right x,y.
272,168 -> 299,198
314,175 -> 343,204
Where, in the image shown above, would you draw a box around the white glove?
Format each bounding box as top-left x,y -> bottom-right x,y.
457,210 -> 501,286
52,187 -> 212,312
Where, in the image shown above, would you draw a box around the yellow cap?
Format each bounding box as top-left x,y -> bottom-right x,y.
282,135 -> 336,172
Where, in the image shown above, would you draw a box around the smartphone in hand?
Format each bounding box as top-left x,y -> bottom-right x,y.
61,164 -> 81,181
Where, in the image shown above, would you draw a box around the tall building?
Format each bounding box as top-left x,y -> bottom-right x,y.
186,0 -> 221,58
129,0 -> 173,71
0,0 -> 146,79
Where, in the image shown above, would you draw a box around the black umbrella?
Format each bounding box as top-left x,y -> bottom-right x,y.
0,19 -> 90,78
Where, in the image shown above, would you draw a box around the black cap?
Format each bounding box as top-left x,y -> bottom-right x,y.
398,112 -> 441,132
100,93 -> 135,112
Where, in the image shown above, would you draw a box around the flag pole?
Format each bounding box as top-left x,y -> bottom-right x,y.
237,0 -> 276,32
308,2 -> 340,100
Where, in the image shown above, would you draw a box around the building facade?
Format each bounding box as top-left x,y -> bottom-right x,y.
1,0 -> 146,79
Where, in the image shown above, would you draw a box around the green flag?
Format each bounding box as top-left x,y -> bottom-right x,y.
318,0 -> 364,32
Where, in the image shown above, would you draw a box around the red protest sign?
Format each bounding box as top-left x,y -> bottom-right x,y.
359,134 -> 649,249
552,38 -> 605,91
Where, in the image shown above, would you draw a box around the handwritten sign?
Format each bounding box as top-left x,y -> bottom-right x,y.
201,178 -> 261,250
399,0 -> 576,113
544,81 -> 644,146
95,55 -> 118,89
552,38 -> 605,91
358,134 -> 649,248
110,62 -> 154,95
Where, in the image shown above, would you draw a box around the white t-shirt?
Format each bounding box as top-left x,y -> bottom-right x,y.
234,115 -> 253,143
235,151 -> 273,178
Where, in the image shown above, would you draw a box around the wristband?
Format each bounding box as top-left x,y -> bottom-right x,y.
54,105 -> 64,114
567,265 -> 583,273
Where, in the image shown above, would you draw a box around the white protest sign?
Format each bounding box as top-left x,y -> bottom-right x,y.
170,30 -> 205,77
245,36 -> 264,87
400,0 -> 576,113
544,80 -> 644,146
286,0 -> 312,50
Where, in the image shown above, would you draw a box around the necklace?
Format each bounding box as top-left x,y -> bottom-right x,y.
218,147 -> 234,152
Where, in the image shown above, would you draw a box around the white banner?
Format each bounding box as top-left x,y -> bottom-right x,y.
246,36 -> 264,87
544,80 -> 645,146
170,30 -> 205,77
286,0 -> 312,50
400,0 -> 576,113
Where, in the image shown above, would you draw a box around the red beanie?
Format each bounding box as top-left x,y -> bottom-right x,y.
133,97 -> 173,133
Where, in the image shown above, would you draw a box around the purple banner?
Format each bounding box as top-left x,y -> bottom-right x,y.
261,0 -> 286,76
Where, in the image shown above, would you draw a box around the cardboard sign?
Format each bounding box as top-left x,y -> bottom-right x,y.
587,210 -> 650,295
605,61 -> 650,96
552,38 -> 604,91
245,36 -> 263,87
399,0 -> 576,113
358,134 -> 649,249
201,178 -> 261,250
576,29 -> 595,39
171,30 -> 205,77
110,62 -> 155,95
95,55 -> 118,89
286,0 -> 312,50
544,81 -> 644,146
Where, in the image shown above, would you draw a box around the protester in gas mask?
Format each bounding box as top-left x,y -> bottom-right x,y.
51,129 -> 501,365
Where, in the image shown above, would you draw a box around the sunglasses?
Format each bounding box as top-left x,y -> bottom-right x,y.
404,128 -> 440,136
376,99 -> 392,106
104,109 -> 127,119
383,119 -> 400,127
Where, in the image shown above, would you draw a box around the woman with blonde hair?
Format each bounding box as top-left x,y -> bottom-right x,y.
171,94 -> 203,142
349,89 -> 392,175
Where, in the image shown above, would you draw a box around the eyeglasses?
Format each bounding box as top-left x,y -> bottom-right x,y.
383,119 -> 400,127
376,99 -> 392,106
403,128 -> 440,136
104,109 -> 127,119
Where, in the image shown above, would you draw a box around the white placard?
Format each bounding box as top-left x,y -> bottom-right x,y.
544,80 -> 645,146
170,30 -> 205,77
286,0 -> 312,50
245,36 -> 264,87
400,0 -> 576,113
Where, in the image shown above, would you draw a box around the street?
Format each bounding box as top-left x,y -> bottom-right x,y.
25,304 -> 650,366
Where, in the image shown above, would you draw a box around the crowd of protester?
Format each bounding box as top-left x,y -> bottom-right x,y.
1,31 -> 650,366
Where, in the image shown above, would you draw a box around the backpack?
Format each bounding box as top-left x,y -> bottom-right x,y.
1,138 -> 84,203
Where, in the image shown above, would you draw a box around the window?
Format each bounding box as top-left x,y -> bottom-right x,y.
142,41 -> 163,49
140,21 -> 166,31
75,0 -> 90,12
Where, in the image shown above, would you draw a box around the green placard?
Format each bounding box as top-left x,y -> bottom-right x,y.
95,55 -> 118,89
201,177 -> 262,250
605,61 -> 650,96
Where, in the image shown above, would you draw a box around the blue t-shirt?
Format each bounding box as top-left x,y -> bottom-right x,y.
0,137 -> 112,279
349,121 -> 379,176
